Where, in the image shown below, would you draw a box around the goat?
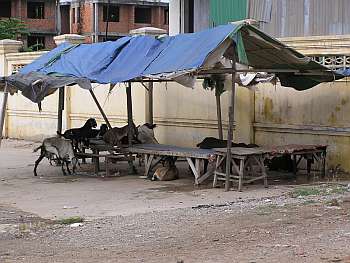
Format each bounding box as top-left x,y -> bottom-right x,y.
197,137 -> 259,149
103,122 -> 139,146
88,124 -> 109,138
137,123 -> 158,144
33,137 -> 78,177
152,158 -> 179,181
57,118 -> 97,151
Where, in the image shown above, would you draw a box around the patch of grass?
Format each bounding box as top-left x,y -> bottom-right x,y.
256,204 -> 277,215
291,185 -> 348,198
56,216 -> 84,225
292,187 -> 322,197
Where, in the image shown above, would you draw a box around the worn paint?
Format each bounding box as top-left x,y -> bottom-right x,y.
328,112 -> 337,126
263,97 -> 274,122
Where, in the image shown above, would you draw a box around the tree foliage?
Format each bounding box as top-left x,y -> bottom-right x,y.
0,18 -> 28,40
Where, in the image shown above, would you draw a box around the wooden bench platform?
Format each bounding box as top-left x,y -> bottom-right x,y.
128,144 -> 216,185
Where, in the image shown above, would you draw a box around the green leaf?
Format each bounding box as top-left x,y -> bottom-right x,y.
0,18 -> 28,40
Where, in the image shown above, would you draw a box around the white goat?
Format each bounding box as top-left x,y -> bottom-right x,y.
33,137 -> 78,176
137,123 -> 158,144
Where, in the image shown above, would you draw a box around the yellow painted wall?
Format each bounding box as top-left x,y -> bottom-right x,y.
254,80 -> 350,171
5,79 -> 254,148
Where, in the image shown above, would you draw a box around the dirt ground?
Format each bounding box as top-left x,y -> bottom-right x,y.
1,139 -> 350,263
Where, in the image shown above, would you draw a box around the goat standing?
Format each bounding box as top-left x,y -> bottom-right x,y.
34,137 -> 78,176
57,118 -> 97,151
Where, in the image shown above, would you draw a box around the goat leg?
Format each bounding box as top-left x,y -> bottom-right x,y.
66,161 -> 72,174
61,161 -> 67,176
34,149 -> 45,177
72,158 -> 78,174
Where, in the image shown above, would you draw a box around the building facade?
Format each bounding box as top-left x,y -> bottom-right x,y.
0,0 -> 59,49
61,0 -> 169,43
0,0 -> 169,49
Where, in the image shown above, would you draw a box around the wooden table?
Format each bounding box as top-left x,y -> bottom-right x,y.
214,144 -> 327,191
214,147 -> 269,191
128,144 -> 216,185
81,139 -> 131,176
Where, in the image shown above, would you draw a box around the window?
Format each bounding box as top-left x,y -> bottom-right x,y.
27,35 -> 45,50
103,5 -> 119,22
163,8 -> 169,25
0,1 -> 11,17
77,7 -> 80,23
134,7 -> 151,24
27,2 -> 45,19
72,8 -> 75,23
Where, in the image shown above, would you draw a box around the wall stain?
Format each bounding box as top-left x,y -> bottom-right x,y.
328,112 -> 337,125
341,98 -> 349,106
263,98 -> 274,122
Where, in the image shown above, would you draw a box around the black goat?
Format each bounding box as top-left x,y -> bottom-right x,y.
88,124 -> 109,138
197,137 -> 259,149
57,118 -> 97,151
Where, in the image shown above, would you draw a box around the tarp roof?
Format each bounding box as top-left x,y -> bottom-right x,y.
3,22 -> 348,103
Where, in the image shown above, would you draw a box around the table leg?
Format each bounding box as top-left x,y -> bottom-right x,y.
322,151 -> 326,179
238,159 -> 244,192
307,157 -> 312,181
145,154 -> 154,178
187,157 -> 200,185
105,156 -> 110,177
93,149 -> 100,176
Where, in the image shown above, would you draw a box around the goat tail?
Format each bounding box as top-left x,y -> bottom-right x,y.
33,145 -> 42,153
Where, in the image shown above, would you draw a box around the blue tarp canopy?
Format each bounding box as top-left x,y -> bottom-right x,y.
3,22 -> 349,103
19,24 -> 237,83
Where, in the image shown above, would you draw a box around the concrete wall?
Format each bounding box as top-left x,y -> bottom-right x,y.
254,81 -> 350,171
3,77 -> 254,148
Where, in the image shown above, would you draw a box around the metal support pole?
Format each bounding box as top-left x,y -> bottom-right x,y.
146,82 -> 154,124
0,82 -> 9,147
126,82 -> 137,174
225,53 -> 236,191
57,87 -> 64,134
89,89 -> 112,129
216,93 -> 223,139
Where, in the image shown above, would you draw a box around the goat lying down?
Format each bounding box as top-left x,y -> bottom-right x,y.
33,137 -> 78,177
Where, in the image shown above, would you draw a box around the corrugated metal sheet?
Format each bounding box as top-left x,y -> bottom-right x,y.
194,0 -> 210,32
209,0 -> 248,27
248,0 -> 350,38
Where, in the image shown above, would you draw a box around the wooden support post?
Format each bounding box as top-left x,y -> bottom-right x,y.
57,87 -> 64,134
126,82 -> 137,174
89,89 -> 112,129
216,92 -> 223,139
0,82 -> 9,147
126,82 -> 133,147
146,82 -> 154,124
225,52 -> 236,191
